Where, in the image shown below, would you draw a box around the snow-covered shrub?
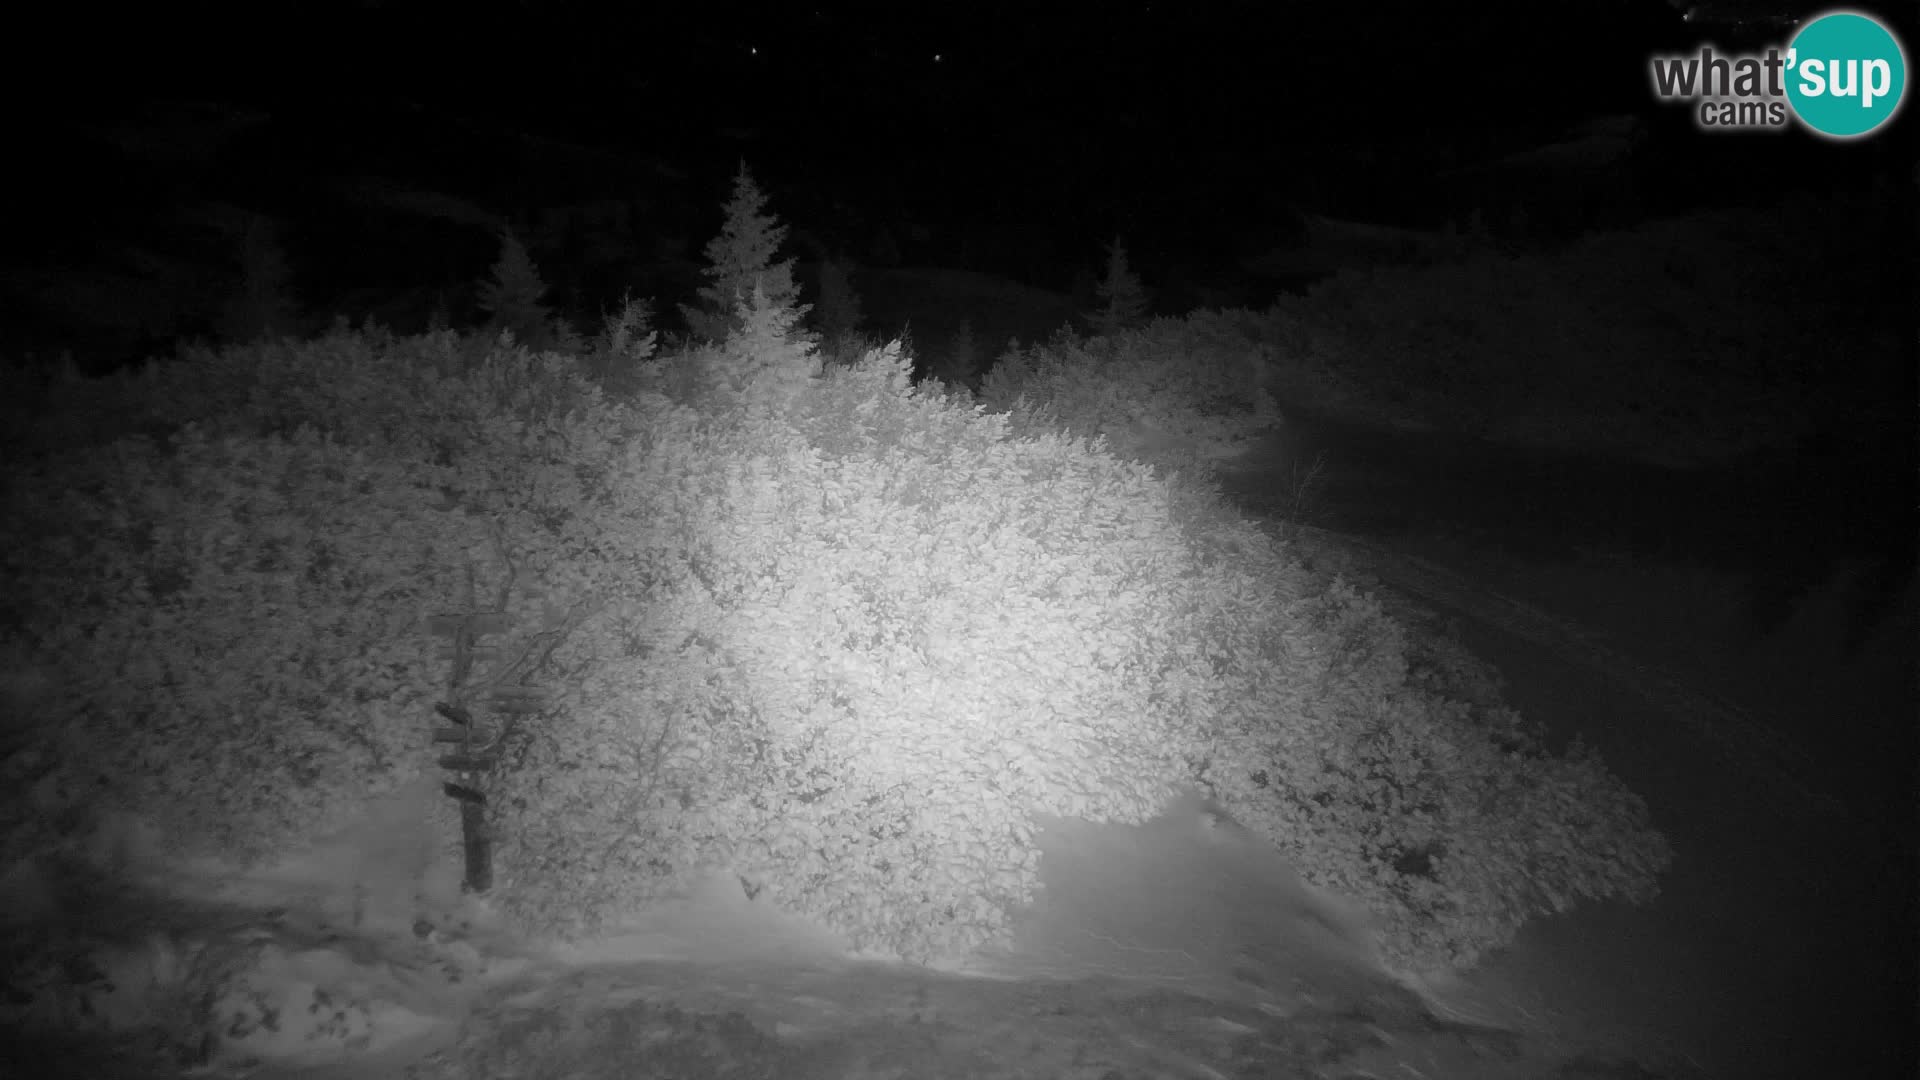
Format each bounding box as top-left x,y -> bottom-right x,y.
57,321 -> 617,460
0,329 -> 637,874
480,341 -> 1666,972
2,426 -> 466,866
1193,576 -> 1670,971
1,323 -> 1671,977
1261,194 -> 1880,461
816,327 -> 892,371
480,342 -> 1225,960
979,313 -> 1283,479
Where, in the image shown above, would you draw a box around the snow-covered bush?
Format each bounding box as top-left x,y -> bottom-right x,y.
980,314 -> 1283,479
478,342 -> 1222,960
0,329 -> 635,873
483,341 -> 1666,971
0,322 -> 1670,976
1261,194 -> 1880,462
1194,576 -> 1669,971
2,426 -> 466,866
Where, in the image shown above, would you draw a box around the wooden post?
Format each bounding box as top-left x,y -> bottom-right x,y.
461,797 -> 491,894
427,598 -> 558,898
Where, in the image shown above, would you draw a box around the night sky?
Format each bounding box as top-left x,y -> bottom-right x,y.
3,0 -> 1910,367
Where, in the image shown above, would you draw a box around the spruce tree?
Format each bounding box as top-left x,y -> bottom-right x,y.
713,278 -> 821,411
1084,235 -> 1150,336
591,292 -> 659,395
680,163 -> 810,343
934,316 -> 980,390
477,228 -> 576,351
597,292 -> 658,363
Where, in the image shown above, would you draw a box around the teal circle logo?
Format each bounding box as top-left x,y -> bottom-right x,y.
1785,10 -> 1908,139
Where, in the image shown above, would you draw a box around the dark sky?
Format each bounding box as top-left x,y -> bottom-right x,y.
25,0 -> 1712,226
45,1 -> 1697,150
4,0 -> 1908,363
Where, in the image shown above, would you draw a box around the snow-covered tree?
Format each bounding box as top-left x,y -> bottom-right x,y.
1084,235 -> 1150,336
680,163 -> 810,344
597,291 -> 658,364
588,291 -> 659,395
931,316 -> 980,391
717,278 -> 822,411
476,228 -> 578,351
